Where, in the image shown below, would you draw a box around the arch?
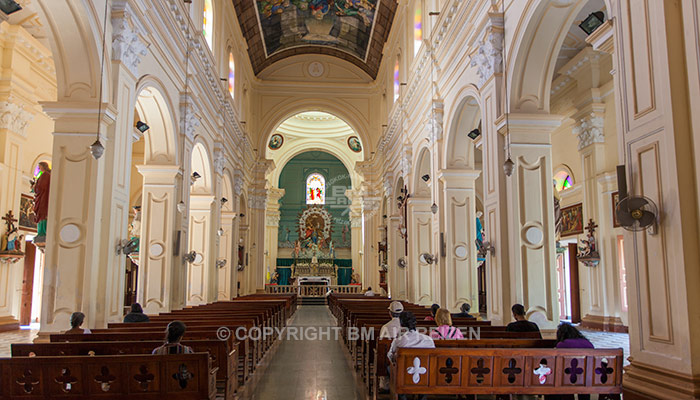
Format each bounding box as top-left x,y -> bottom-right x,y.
190,141 -> 214,195
508,0 -> 609,113
553,164 -> 576,192
221,169 -> 235,213
443,89 -> 483,169
413,146 -> 432,197
134,77 -> 179,164
34,0 -> 104,102
257,100 -> 372,155
269,144 -> 360,189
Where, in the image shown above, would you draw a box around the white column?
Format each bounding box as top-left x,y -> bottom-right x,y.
346,189 -> 363,284
387,216 -> 408,299
407,197 -> 433,305
361,194 -> 381,291
136,165 -> 181,313
187,195 -> 215,305
438,169 -> 480,311
265,188 -> 285,284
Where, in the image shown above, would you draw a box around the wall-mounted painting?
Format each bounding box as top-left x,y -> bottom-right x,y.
561,203 -> 584,237
611,191 -> 620,228
19,194 -> 37,232
256,0 -> 378,61
268,134 -> 284,150
347,136 -> 362,153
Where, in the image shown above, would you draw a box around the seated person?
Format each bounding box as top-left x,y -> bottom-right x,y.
430,308 -> 464,339
64,312 -> 91,334
452,302 -> 475,319
423,303 -> 440,321
388,311 -> 435,362
505,303 -> 540,332
388,311 -> 434,400
152,321 -> 194,355
380,301 -> 404,339
364,286 -> 375,296
545,324 -> 594,400
124,302 -> 150,323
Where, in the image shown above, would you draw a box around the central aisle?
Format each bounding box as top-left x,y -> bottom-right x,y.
251,305 -> 362,400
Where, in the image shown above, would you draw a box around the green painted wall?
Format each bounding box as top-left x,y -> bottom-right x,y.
278,151 -> 351,248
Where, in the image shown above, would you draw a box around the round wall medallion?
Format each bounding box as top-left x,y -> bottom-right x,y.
268,134 -> 284,150
347,136 -> 362,153
59,224 -> 81,244
525,226 -> 544,246
194,253 -> 204,264
150,243 -> 164,257
308,61 -> 325,77
454,245 -> 467,258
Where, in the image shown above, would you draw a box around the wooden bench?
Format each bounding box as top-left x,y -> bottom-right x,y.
0,352 -> 217,399
391,347 -> 623,399
11,340 -> 238,399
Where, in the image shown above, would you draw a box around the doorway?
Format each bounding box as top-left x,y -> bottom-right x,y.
19,240 -> 43,327
555,240 -> 581,323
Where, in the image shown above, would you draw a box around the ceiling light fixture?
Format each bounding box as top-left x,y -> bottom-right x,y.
579,11 -> 605,35
136,121 -> 150,133
0,0 -> 22,15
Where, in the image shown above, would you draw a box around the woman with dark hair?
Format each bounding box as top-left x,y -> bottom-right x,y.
555,322 -> 594,349
424,303 -> 440,321
152,321 -> 194,355
124,303 -> 150,323
65,312 -> 91,334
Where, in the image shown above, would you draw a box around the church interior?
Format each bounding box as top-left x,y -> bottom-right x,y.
0,0 -> 698,398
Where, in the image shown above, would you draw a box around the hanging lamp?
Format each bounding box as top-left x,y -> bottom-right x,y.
90,0 -> 110,160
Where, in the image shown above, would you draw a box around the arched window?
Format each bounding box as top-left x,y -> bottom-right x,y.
414,3 -> 422,56
553,170 -> 574,192
393,58 -> 400,102
306,173 -> 326,205
228,52 -> 235,98
203,0 -> 213,48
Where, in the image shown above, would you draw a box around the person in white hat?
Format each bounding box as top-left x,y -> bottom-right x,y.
379,301 -> 404,340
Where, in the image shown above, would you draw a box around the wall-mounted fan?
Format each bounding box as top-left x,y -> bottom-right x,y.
397,257 -> 407,269
615,165 -> 658,233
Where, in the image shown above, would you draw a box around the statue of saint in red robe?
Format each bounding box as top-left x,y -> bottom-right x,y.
32,162 -> 51,239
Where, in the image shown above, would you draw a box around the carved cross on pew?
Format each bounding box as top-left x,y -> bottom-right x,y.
595,358 -> 615,384
134,365 -> 155,390
172,363 -> 194,389
565,358 -> 585,384
439,358 -> 459,384
502,358 -> 522,384
55,368 -> 78,393
470,358 -> 491,384
94,366 -> 116,392
16,368 -> 40,393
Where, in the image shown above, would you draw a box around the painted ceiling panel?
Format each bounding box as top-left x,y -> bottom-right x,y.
232,0 -> 398,78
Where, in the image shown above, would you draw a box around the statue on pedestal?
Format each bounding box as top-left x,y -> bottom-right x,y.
32,161 -> 51,244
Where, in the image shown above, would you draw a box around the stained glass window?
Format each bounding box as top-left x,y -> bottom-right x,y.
306,173 -> 326,205
414,4 -> 422,56
203,0 -> 213,48
393,59 -> 400,102
553,170 -> 573,192
228,52 -> 235,98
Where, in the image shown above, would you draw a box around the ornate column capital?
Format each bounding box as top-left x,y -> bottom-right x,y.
572,112 -> 605,150
401,144 -> 412,180
383,172 -> 394,197
180,95 -> 200,141
213,147 -> 225,175
266,213 -> 281,227
425,100 -> 444,143
0,98 -> 34,137
470,13 -> 504,87
111,0 -> 148,76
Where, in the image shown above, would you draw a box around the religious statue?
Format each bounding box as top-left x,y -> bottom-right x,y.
0,211 -> 25,263
129,205 -> 141,240
328,239 -> 335,259
294,240 -> 301,258
577,219 -> 601,267
553,180 -> 563,240
32,161 -> 51,243
270,272 -> 280,285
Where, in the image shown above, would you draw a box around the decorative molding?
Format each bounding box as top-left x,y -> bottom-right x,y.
233,169 -> 243,195
470,16 -> 504,88
401,145 -> 412,180
213,148 -> 225,175
383,173 -> 393,196
111,1 -> 148,76
248,195 -> 267,210
266,213 -> 280,227
181,98 -> 201,141
572,113 -> 605,150
0,100 -> 34,136
425,100 -> 444,143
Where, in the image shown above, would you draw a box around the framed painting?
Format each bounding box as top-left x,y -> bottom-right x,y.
611,191 -> 620,228
561,203 -> 584,237
19,194 -> 37,232
268,134 -> 284,150
347,136 -> 362,153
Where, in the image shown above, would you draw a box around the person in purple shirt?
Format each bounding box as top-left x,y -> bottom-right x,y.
545,323 -> 594,400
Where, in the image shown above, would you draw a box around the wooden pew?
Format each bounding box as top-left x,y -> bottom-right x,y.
391,347 -> 623,399
50,332 -> 251,386
11,340 -> 238,400
0,353 -> 217,399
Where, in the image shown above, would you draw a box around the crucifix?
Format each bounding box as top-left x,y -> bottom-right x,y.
2,211 -> 18,233
585,219 -> 598,235
397,185 -> 409,256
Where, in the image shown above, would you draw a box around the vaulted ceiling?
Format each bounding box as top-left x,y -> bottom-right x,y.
232,0 -> 398,79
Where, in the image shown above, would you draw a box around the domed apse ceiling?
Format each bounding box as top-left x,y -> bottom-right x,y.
232,0 -> 398,78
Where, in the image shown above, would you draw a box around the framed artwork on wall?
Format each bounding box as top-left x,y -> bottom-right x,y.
268,134 -> 284,150
561,203 -> 584,237
611,191 -> 620,228
19,194 -> 37,232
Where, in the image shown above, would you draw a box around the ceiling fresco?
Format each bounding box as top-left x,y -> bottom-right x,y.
233,0 -> 398,78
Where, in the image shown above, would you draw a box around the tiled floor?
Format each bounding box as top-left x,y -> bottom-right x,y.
0,327 -> 38,357
250,306 -> 361,400
580,329 -> 631,365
